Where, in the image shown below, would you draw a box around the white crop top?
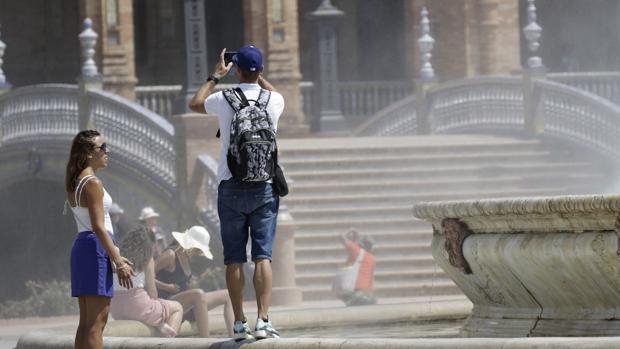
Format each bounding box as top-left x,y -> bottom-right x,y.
70,175 -> 114,235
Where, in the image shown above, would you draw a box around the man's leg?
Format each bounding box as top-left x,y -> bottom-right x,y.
226,263 -> 246,321
248,183 -> 279,338
253,259 -> 272,319
218,179 -> 253,340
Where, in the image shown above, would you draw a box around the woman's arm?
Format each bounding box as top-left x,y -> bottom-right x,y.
83,178 -> 134,288
144,258 -> 158,298
153,249 -> 181,294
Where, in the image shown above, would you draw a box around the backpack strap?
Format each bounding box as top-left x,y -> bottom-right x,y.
234,88 -> 251,107
255,89 -> 271,109
222,88 -> 245,113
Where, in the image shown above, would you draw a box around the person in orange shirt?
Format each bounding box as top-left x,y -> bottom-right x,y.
339,229 -> 377,306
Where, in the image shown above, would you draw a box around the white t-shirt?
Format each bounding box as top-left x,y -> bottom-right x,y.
204,83 -> 285,183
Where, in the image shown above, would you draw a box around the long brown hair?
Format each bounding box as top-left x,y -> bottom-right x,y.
118,227 -> 154,273
65,130 -> 100,192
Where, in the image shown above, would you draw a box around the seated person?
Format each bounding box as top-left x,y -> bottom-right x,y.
155,225 -> 233,337
138,206 -> 166,258
337,229 -> 377,306
110,227 -> 183,337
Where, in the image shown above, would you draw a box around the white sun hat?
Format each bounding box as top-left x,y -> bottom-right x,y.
138,206 -> 160,221
171,226 -> 213,260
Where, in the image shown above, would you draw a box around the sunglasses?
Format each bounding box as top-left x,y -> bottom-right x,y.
95,142 -> 108,153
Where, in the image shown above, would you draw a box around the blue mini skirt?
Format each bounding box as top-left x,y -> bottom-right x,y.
70,231 -> 114,298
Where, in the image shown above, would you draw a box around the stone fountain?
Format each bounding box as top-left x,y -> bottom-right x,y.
414,194 -> 620,337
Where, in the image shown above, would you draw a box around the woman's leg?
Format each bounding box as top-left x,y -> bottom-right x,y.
205,289 -> 234,336
170,289 -> 210,337
75,297 -> 87,349
82,295 -> 111,349
159,300 -> 183,337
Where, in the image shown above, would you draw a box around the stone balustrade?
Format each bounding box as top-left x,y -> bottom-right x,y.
413,194 -> 620,337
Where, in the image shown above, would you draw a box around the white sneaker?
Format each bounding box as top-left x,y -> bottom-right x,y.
254,318 -> 280,339
233,320 -> 254,341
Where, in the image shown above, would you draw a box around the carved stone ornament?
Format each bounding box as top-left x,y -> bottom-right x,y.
442,218 -> 473,274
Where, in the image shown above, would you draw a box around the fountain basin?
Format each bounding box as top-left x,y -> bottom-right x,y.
413,194 -> 620,337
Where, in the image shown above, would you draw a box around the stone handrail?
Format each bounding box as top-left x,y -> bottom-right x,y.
535,78 -> 620,158
0,83 -> 177,197
413,194 -> 620,337
352,95 -> 417,136
196,154 -> 220,232
135,85 -> 182,118
136,80 -> 412,124
87,88 -> 176,194
427,76 -> 524,133
135,83 -> 238,119
548,71 -> 620,105
0,84 -> 79,146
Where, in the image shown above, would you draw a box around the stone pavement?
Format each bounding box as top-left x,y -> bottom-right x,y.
1,295 -> 470,349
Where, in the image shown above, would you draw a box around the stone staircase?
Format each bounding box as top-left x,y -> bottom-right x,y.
278,135 -> 608,301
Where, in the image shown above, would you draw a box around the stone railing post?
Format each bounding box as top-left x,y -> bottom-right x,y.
77,18 -> 102,131
0,24 -> 11,95
522,0 -> 546,134
415,7 -> 437,135
270,205 -> 302,306
172,113 -> 219,227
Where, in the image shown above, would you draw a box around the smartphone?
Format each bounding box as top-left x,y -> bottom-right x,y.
224,51 -> 237,65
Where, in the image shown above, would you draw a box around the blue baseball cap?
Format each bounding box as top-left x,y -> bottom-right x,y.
233,45 -> 263,72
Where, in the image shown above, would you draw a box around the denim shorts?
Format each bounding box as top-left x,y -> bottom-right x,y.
217,179 -> 279,265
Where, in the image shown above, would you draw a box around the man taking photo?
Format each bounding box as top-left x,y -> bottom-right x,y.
189,45 -> 284,341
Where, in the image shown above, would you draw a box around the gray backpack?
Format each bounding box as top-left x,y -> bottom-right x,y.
223,88 -> 277,182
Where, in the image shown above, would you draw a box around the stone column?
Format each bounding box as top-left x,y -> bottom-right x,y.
271,205 -> 302,306
477,0 -> 521,75
79,0 -> 138,100
173,113 -> 219,226
243,0 -> 308,136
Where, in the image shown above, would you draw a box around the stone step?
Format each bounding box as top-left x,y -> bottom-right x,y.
279,135 -> 542,153
296,241 -> 432,261
300,279 -> 461,301
288,174 -> 600,197
285,162 -> 595,184
294,228 -> 432,243
282,152 -> 560,172
292,217 -> 424,231
297,268 -> 450,287
280,140 -> 545,160
283,187 -> 591,210
296,255 -> 438,274
291,205 -> 414,221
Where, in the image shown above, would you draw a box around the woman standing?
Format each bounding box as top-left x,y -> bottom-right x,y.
155,226 -> 234,337
66,130 -> 134,349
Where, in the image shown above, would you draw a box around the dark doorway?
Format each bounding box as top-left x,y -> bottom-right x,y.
133,0 -> 244,86
0,179 -> 75,302
0,0 -> 80,87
